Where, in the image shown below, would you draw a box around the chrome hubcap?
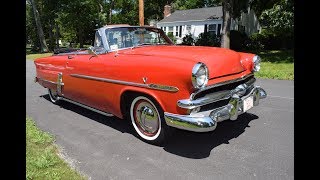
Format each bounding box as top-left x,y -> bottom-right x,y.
134,100 -> 159,135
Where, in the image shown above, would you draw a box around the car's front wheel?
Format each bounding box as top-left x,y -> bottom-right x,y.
130,95 -> 171,145
48,88 -> 61,104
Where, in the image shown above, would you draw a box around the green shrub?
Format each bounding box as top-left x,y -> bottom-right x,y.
245,33 -> 265,50
181,33 -> 195,45
195,32 -> 221,47
167,32 -> 177,44
246,29 -> 293,50
230,30 -> 248,50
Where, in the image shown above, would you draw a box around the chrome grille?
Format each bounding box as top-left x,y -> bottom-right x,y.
192,74 -> 255,100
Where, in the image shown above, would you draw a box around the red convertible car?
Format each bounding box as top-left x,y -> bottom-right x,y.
34,24 -> 267,145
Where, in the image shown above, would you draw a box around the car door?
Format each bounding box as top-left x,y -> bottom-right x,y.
62,52 -> 116,112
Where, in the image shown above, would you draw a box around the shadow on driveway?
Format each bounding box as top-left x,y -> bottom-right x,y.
41,94 -> 259,159
163,113 -> 258,159
41,94 -> 132,133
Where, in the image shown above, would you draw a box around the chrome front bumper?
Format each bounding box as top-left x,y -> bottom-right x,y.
164,86 -> 267,132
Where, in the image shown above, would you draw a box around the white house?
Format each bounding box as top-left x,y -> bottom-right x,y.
156,5 -> 261,44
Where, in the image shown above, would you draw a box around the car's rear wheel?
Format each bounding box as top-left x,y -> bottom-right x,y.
48,88 -> 61,104
130,95 -> 171,145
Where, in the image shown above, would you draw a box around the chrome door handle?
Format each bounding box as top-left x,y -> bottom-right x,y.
68,55 -> 74,59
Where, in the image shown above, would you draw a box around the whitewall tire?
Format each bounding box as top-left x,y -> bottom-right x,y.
130,96 -> 170,145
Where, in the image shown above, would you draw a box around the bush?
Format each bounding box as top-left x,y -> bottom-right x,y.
246,29 -> 294,50
167,32 -> 177,44
245,33 -> 265,50
195,32 -> 221,47
181,33 -> 195,45
230,30 -> 248,51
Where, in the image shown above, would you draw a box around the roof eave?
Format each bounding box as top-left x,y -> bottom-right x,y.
157,18 -> 222,24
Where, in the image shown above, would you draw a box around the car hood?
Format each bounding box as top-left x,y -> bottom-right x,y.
118,45 -> 245,79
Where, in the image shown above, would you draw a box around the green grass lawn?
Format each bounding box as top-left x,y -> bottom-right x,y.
26,117 -> 86,180
26,53 -> 53,60
249,50 -> 294,80
255,62 -> 294,80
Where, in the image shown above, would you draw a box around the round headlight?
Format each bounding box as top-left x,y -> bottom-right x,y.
253,55 -> 261,72
192,62 -> 209,89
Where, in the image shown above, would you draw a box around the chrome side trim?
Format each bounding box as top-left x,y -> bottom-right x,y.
148,84 -> 179,92
71,74 -> 148,87
191,73 -> 254,100
60,97 -> 114,117
70,74 -> 179,92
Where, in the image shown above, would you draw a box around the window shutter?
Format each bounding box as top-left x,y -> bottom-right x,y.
217,24 -> 222,35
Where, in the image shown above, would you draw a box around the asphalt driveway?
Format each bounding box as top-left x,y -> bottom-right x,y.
26,60 -> 294,179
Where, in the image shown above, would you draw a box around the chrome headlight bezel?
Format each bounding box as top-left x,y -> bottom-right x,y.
191,62 -> 209,89
253,55 -> 261,72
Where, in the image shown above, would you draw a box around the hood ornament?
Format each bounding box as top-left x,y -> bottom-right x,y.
142,77 -> 148,84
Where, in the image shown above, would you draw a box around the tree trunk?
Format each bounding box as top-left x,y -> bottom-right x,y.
78,28 -> 84,48
221,0 -> 232,49
139,0 -> 144,26
109,0 -> 114,24
55,23 -> 60,49
48,20 -> 55,51
29,0 -> 48,52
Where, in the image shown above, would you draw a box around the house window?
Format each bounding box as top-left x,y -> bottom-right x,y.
175,26 -> 179,36
208,24 -> 217,35
168,26 -> 173,35
186,25 -> 191,33
162,27 -> 166,33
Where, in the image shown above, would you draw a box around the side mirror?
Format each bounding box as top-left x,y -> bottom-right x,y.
88,46 -> 97,56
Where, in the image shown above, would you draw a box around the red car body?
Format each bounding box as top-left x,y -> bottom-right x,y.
34,25 -> 266,144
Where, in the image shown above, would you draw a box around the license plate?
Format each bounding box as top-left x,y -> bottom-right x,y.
243,96 -> 254,112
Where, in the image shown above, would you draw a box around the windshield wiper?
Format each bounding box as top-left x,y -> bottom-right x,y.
136,43 -> 153,46
131,43 -> 153,49
131,43 -> 168,49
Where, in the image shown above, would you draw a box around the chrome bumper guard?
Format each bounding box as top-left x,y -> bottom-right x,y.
164,86 -> 267,132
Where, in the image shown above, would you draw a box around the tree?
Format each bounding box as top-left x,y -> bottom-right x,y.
111,0 -> 139,25
172,0 -> 220,10
57,0 -> 107,48
220,0 -> 249,49
221,0 -> 232,48
259,0 -> 293,35
39,0 -> 62,50
144,0 -> 172,23
26,2 -> 38,50
250,0 -> 280,17
28,0 -> 49,52
107,0 -> 115,24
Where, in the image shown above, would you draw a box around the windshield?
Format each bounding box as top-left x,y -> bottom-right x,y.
105,27 -> 172,51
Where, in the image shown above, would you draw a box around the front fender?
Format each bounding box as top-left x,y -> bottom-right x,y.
118,85 -> 189,118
